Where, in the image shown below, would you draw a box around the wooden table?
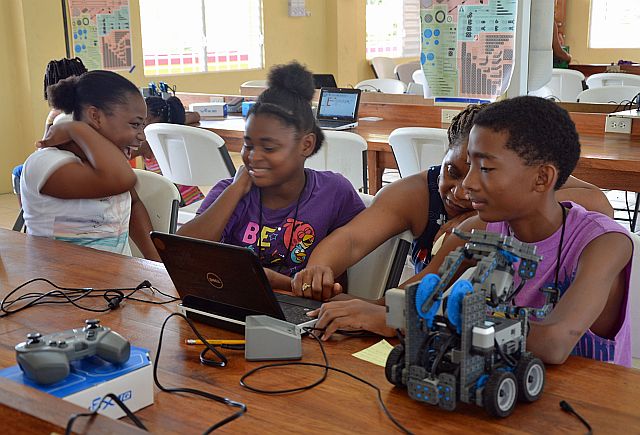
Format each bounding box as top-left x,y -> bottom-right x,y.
1,229 -> 639,433
200,115 -> 640,194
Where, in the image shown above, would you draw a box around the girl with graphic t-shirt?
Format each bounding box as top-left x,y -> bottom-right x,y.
20,70 -> 160,260
178,62 -> 365,290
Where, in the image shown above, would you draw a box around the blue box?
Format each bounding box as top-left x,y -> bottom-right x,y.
0,346 -> 153,419
242,101 -> 257,117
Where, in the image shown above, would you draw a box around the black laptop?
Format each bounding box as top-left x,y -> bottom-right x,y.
313,73 -> 338,89
151,232 -> 321,334
316,87 -> 362,130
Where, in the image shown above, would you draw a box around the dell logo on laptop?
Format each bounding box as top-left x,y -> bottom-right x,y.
206,273 -> 223,289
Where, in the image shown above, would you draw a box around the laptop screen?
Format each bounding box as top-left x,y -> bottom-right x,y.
316,88 -> 361,122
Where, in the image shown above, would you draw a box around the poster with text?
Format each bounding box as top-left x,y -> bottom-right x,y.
420,0 -> 517,100
67,0 -> 132,71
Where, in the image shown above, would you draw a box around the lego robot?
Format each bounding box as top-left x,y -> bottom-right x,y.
385,229 -> 546,418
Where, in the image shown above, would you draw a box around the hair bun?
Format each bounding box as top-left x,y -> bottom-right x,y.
47,75 -> 79,113
267,61 -> 315,102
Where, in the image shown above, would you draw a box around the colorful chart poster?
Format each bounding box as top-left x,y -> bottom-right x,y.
420,0 -> 517,100
67,0 -> 132,71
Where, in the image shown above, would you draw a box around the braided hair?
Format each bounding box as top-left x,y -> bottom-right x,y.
145,96 -> 186,124
43,58 -> 88,100
248,61 -> 325,155
446,103 -> 488,149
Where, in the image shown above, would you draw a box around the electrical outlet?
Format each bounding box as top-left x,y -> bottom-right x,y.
605,115 -> 632,134
441,109 -> 461,124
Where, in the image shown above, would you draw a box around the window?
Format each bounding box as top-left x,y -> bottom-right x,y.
366,0 -> 421,59
139,0 -> 264,76
589,0 -> 640,48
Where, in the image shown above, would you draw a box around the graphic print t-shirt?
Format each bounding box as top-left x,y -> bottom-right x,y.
486,202 -> 632,367
198,169 -> 365,277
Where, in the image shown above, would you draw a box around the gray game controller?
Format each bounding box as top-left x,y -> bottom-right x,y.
15,319 -> 131,385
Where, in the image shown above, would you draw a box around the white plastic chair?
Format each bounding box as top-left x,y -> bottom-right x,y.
305,130 -> 368,193
545,69 -> 585,102
144,123 -> 236,225
528,85 -> 555,99
412,69 -> 433,98
129,169 -> 181,258
388,127 -> 449,178
586,73 -> 640,89
356,78 -> 406,94
370,57 -> 396,79
576,86 -> 640,104
394,61 -> 421,85
346,193 -> 413,300
628,232 -> 640,359
241,79 -> 268,87
406,82 -> 424,95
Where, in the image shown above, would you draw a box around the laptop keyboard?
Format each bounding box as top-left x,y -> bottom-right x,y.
318,120 -> 351,129
275,293 -> 322,325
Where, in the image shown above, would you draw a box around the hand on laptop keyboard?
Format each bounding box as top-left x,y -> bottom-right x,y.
291,266 -> 343,301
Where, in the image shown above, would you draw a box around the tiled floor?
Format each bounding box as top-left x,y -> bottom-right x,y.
0,193 -> 20,230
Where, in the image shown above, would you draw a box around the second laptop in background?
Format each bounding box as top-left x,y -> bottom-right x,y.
316,87 -> 362,131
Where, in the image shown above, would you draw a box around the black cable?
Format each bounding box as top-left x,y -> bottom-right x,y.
494,339 -> 517,367
153,313 -> 246,433
560,400 -> 593,434
240,327 -> 412,434
65,392 -> 147,435
0,278 -> 179,318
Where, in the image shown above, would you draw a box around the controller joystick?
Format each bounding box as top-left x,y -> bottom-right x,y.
15,320 -> 130,385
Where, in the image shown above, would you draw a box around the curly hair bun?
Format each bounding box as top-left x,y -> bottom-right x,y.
267,61 -> 315,102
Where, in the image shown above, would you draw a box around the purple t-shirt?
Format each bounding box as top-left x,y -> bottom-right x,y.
487,202 -> 632,367
198,169 -> 366,277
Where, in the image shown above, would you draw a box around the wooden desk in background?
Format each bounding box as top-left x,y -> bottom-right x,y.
199,107 -> 640,194
1,229 -> 639,433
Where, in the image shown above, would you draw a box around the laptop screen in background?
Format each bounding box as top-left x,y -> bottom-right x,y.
317,90 -> 359,120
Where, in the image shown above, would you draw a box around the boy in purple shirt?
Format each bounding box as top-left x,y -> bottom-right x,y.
301,96 -> 633,367
178,62 -> 364,290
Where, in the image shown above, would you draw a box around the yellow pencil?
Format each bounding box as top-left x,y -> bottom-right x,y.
184,339 -> 245,345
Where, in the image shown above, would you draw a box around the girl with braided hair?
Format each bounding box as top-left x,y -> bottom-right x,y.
13,58 -> 88,204
131,95 -> 204,206
178,61 -> 365,290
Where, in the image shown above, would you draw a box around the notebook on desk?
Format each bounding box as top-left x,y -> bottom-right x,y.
316,87 -> 362,130
150,232 -> 321,334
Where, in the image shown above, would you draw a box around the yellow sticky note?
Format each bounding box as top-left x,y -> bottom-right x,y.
352,339 -> 394,367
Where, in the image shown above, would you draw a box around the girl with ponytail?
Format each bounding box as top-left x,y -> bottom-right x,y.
178,61 -> 365,290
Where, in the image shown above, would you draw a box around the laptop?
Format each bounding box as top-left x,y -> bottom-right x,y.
151,232 -> 321,334
312,74 -> 338,89
316,87 -> 362,131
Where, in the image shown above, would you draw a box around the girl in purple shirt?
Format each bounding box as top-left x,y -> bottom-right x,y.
178,62 -> 365,291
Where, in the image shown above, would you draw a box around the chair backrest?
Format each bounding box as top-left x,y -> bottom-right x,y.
546,68 -> 585,102
305,130 -> 368,192
129,169 -> 181,258
628,232 -> 640,359
528,85 -> 554,99
346,193 -> 413,299
412,69 -> 433,98
394,61 -> 421,85
144,123 -> 236,186
241,79 -> 268,87
406,82 -> 424,95
356,78 -> 406,94
586,73 -> 640,89
388,127 -> 448,177
370,57 -> 396,79
576,86 -> 640,104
